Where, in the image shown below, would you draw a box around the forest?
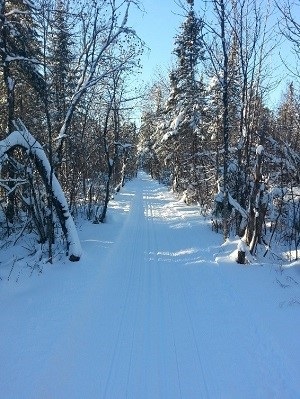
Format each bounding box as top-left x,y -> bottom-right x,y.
0,0 -> 299,265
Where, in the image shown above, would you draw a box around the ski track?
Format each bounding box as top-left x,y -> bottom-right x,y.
1,172 -> 300,399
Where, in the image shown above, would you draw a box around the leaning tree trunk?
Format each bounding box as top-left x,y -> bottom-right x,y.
0,123 -> 82,261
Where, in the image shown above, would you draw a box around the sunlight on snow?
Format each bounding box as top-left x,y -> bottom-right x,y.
157,248 -> 198,257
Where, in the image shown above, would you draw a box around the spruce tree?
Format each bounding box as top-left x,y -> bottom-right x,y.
0,0 -> 44,224
0,0 -> 44,134
276,82 -> 300,151
49,0 -> 74,138
159,0 -> 206,201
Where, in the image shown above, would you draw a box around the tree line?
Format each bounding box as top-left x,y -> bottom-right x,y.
139,0 -> 300,262
0,0 -> 142,262
1,0 -> 299,265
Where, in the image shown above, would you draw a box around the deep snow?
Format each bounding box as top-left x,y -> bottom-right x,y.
0,172 -> 300,398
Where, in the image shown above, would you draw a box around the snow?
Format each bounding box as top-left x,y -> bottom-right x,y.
237,239 -> 247,252
171,111 -> 185,131
162,111 -> 185,141
1,172 -> 300,398
256,144 -> 264,155
228,193 -> 247,219
7,76 -> 15,91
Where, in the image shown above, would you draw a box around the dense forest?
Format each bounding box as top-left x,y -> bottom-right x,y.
0,0 -> 299,264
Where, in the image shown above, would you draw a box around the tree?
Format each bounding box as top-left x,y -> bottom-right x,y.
202,0 -> 231,238
0,0 -> 44,134
49,0 -> 74,139
276,81 -> 300,151
0,0 -> 143,262
202,0 -> 276,242
54,1 -> 142,149
0,122 -> 82,261
278,0 -> 300,79
138,76 -> 169,182
0,0 -> 45,225
157,0 -> 206,201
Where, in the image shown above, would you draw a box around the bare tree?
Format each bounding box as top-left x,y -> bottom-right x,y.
202,0 -> 232,238
203,0 -> 276,242
277,0 -> 300,78
54,0 -> 142,163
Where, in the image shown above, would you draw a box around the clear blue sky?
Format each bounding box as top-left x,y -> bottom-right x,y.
129,0 -> 184,85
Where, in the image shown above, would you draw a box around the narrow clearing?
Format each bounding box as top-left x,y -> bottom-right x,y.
1,172 -> 299,398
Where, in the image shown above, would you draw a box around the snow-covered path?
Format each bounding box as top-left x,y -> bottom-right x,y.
1,172 -> 300,398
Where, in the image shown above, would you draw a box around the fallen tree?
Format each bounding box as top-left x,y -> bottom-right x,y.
0,122 -> 82,261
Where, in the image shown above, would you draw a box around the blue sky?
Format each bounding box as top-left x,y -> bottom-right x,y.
129,0 -> 292,108
129,0 -> 183,85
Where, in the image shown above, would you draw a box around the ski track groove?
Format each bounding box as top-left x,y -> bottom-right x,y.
102,176 -> 297,398
165,275 -> 184,399
179,273 -> 211,398
168,202 -> 218,399
125,188 -> 145,399
104,185 -> 144,399
155,194 -> 212,399
147,192 -> 183,399
142,184 -> 213,398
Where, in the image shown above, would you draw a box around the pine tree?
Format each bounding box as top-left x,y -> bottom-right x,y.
158,0 -> 206,201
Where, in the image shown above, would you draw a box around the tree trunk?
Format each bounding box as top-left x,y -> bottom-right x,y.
245,145 -> 266,254
220,0 -> 230,240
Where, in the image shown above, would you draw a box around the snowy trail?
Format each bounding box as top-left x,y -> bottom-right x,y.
1,172 -> 300,398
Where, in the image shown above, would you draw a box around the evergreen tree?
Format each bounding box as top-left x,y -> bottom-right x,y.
276,82 -> 300,151
0,0 -> 44,225
49,0 -> 74,137
139,80 -> 168,182
158,0 -> 206,201
0,0 -> 44,134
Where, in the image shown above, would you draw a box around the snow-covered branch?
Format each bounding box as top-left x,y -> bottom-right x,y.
0,124 -> 82,261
